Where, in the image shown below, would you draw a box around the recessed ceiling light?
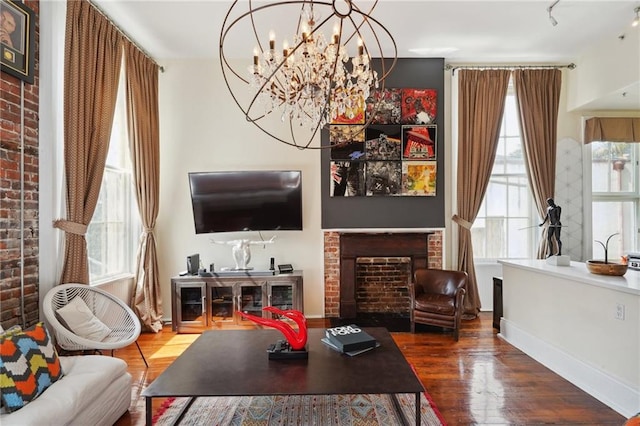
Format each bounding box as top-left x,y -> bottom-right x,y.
408,47 -> 459,55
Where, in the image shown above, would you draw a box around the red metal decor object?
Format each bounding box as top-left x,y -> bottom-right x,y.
237,307 -> 308,350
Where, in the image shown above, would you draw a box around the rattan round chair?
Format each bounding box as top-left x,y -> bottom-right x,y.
43,283 -> 148,367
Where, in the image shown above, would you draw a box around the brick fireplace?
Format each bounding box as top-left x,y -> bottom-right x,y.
324,231 -> 443,318
356,257 -> 412,315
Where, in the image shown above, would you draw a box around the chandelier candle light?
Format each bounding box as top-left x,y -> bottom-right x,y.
220,0 -> 397,149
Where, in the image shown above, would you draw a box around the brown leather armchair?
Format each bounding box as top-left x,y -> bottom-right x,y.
410,268 -> 468,341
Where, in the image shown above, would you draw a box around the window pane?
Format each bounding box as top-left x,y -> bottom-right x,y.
484,217 -> 506,258
591,142 -> 634,193
592,201 -> 636,260
485,179 -> 507,216
495,139 -> 506,174
507,218 -> 533,258
86,68 -> 136,283
471,218 -> 486,258
591,141 -> 639,257
503,95 -> 519,136
505,140 -> 525,174
472,87 -> 535,260
508,176 -> 530,216
592,160 -> 610,192
88,168 -> 132,280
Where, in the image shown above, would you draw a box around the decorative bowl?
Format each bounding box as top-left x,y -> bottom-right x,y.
585,260 -> 628,276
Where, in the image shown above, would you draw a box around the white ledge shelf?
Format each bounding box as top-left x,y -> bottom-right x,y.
497,259 -> 640,296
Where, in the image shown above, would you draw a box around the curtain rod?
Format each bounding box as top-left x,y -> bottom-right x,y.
87,0 -> 165,73
445,63 -> 575,75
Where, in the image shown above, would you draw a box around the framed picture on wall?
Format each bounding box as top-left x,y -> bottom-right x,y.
0,0 -> 35,84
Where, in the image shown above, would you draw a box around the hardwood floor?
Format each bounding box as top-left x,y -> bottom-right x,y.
113,313 -> 626,425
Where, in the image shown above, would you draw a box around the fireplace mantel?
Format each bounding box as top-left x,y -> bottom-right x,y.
338,232 -> 433,318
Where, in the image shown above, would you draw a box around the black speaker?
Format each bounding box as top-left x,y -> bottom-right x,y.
187,254 -> 200,275
269,257 -> 275,271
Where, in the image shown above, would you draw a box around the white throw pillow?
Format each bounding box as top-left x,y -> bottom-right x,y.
56,296 -> 112,341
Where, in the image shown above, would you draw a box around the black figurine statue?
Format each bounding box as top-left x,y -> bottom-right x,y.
539,198 -> 562,257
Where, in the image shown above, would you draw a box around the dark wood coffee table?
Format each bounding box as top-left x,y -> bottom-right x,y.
142,327 -> 425,425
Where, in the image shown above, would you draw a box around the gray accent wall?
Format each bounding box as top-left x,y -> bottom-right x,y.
321,58 -> 446,229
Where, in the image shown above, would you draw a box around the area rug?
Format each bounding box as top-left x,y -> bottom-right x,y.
153,392 -> 446,425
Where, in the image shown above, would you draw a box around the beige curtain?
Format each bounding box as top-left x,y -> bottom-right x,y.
513,69 -> 561,259
584,117 -> 640,143
124,43 -> 163,332
453,69 -> 511,317
55,0 -> 123,284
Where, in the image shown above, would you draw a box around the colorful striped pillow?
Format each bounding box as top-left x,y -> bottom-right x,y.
0,322 -> 63,412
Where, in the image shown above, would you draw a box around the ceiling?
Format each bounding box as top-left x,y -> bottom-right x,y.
93,0 -> 640,109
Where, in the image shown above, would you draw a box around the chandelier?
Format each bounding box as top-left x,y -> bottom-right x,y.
220,0 -> 397,149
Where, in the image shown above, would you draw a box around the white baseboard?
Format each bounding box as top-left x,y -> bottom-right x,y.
499,318 -> 639,418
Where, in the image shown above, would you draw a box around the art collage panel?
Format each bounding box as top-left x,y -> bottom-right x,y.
330,87 -> 438,197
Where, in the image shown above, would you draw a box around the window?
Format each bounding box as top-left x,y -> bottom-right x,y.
86,73 -> 139,282
472,87 -> 537,260
590,141 -> 638,260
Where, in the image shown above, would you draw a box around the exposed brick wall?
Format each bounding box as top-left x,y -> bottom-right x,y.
0,0 -> 40,329
323,230 -> 443,317
323,232 -> 340,317
356,257 -> 411,315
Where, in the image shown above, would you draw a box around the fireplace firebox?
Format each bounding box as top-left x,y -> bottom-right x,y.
338,233 -> 433,318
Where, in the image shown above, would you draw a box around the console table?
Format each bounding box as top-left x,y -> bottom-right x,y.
171,271 -> 303,333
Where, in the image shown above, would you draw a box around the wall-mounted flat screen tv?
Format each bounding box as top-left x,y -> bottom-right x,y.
188,170 -> 303,234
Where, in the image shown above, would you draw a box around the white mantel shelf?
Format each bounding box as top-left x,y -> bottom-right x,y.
498,259 -> 640,417
498,259 -> 640,296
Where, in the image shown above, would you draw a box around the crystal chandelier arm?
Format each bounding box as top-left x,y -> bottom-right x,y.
219,3 -> 251,85
335,0 -> 377,45
346,7 -> 397,82
220,0 -> 397,149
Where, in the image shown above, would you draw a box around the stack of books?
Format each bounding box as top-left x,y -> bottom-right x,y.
322,324 -> 379,356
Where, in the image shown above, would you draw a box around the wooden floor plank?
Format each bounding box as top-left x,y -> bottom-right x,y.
112,313 -> 626,425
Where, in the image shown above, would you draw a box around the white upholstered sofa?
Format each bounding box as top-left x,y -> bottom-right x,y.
1,355 -> 131,426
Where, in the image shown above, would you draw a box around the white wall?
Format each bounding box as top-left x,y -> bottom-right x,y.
38,0 -> 66,309
567,27 -> 640,111
153,57 -> 627,321
157,59 -> 325,319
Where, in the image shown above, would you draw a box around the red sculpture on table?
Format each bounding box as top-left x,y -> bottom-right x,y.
237,307 -> 307,350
